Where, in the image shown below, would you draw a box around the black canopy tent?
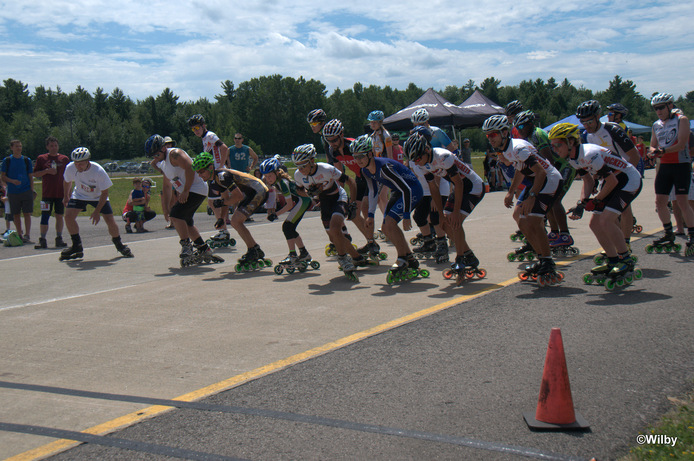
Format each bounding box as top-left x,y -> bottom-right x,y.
382,88 -> 469,131
456,90 -> 506,127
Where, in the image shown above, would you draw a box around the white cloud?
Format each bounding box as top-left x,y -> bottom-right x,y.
0,0 -> 693,102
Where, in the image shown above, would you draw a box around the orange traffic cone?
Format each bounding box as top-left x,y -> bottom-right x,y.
523,328 -> 590,430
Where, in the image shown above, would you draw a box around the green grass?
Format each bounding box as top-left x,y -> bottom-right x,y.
622,392 -> 694,460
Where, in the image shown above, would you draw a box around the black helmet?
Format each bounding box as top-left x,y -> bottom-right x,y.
187,114 -> 205,127
307,109 -> 327,124
145,135 -> 165,157
576,100 -> 601,118
403,132 -> 430,162
504,100 -> 523,117
606,103 -> 628,116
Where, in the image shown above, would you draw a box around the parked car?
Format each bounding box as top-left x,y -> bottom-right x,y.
137,162 -> 152,174
118,162 -> 136,172
103,161 -> 120,173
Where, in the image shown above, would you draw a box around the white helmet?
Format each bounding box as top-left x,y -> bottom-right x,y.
410,108 -> 430,124
651,93 -> 674,106
482,115 -> 510,133
292,144 -> 317,164
71,147 -> 91,161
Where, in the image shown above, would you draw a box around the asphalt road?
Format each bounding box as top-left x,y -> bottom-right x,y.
1,169 -> 693,460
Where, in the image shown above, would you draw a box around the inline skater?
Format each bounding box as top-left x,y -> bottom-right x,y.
606,103 -> 628,131
292,143 -> 366,281
60,147 -> 133,261
514,110 -> 578,257
188,114 -> 233,248
576,100 -> 640,251
322,119 -> 379,258
647,93 -> 694,256
192,152 -> 270,271
351,134 -> 428,283
407,123 -> 450,262
548,123 -> 642,289
483,115 -> 563,286
259,155 -> 317,274
405,131 -> 487,284
146,135 -> 222,267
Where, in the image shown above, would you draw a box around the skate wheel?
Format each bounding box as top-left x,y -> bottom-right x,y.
616,278 -> 625,287
605,279 -> 616,291
518,272 -> 529,281
655,246 -> 663,254
419,269 -> 430,278
274,265 -> 283,275
477,268 -> 487,279
634,225 -> 643,233
298,263 -> 307,272
624,274 -> 634,284
634,268 -> 643,279
311,261 -> 320,270
537,275 -> 547,287
235,263 -> 242,272
286,266 -> 295,274
507,253 -> 516,262
645,245 -> 653,254
442,269 -> 453,280
673,244 -> 682,253
593,254 -> 605,265
556,271 -> 564,281
583,273 -> 594,285
465,270 -> 475,279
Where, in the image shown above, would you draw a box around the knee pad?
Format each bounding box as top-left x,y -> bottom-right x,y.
282,220 -> 299,240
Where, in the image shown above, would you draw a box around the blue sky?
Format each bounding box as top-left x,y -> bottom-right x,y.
1,1 -> 693,103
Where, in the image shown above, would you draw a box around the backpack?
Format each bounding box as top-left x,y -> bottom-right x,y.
2,230 -> 23,247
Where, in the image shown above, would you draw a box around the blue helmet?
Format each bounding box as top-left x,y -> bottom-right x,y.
411,125 -> 433,142
259,155 -> 282,175
145,134 -> 165,157
367,110 -> 385,121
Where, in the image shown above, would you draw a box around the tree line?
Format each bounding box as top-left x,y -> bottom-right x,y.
1,74 -> 692,161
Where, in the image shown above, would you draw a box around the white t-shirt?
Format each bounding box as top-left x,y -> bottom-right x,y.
64,161 -> 113,201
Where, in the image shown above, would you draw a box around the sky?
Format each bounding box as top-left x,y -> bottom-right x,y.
1,0 -> 693,104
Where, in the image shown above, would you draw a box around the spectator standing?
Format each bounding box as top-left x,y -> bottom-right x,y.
32,136 -> 70,248
458,138 -> 472,165
1,140 -> 35,242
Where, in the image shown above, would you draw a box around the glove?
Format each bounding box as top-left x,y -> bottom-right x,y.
212,198 -> 225,208
346,202 -> 358,220
584,198 -> 605,212
214,218 -> 225,229
567,201 -> 585,220
267,213 -> 278,222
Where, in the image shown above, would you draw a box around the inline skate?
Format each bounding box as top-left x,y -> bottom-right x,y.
179,240 -> 197,267
507,243 -> 536,262
206,229 -> 236,249
116,242 -> 134,258
337,254 -> 359,282
509,229 -> 526,242
386,255 -> 429,284
549,233 -> 580,258
645,232 -> 681,254
59,244 -> 84,261
274,252 -> 320,275
686,239 -> 694,257
443,252 -> 487,285
409,232 -> 427,246
534,258 -> 564,286
357,241 -> 388,264
604,256 -> 642,290
194,245 -> 224,265
55,235 -> 68,248
593,243 -> 638,265
632,216 -> 643,234
582,261 -> 613,286
235,246 -> 272,272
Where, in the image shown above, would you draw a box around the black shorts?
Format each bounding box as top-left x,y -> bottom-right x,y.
170,192 -> 206,226
40,197 -> 65,215
655,163 -> 692,196
356,175 -> 368,202
318,193 -> 347,228
67,198 -> 113,215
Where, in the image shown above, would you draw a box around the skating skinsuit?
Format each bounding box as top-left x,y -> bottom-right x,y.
202,131 -> 226,169
652,113 -> 691,164
500,139 -> 562,194
362,157 -> 423,220
416,147 -> 485,197
569,144 -> 641,194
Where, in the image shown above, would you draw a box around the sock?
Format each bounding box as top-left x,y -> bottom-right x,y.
71,234 -> 82,246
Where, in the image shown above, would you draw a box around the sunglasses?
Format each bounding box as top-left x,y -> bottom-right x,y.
191,125 -> 202,132
550,141 -> 565,150
325,136 -> 341,144
653,105 -> 668,111
485,132 -> 500,139
353,153 -> 368,160
515,124 -> 526,131
309,121 -> 321,127
234,137 -> 243,140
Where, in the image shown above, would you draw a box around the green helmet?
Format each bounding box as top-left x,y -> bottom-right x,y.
350,134 -> 373,154
192,152 -> 214,171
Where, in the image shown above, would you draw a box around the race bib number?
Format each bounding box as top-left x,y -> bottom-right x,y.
80,184 -> 96,193
40,201 -> 50,212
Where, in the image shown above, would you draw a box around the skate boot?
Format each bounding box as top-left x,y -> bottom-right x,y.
604,255 -> 642,290
357,240 -> 387,262
386,255 -> 429,284
433,237 -> 450,263
274,253 -> 299,274
34,237 -> 47,249
645,231 -> 680,254
116,243 -> 134,258
534,258 -> 564,286
507,243 -> 536,262
296,248 -> 320,272
59,244 -> 84,261
582,261 -> 614,286
550,233 -> 580,258
55,236 -> 68,248
125,223 -> 133,234
206,229 -> 236,248
443,255 -> 467,285
412,236 -> 436,259
517,260 -> 540,282
235,245 -> 272,272
509,229 -> 526,242
337,254 -> 359,282
686,238 -> 694,257
195,245 -> 224,264
594,243 -> 637,265
462,251 -> 487,280
179,240 -> 197,267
